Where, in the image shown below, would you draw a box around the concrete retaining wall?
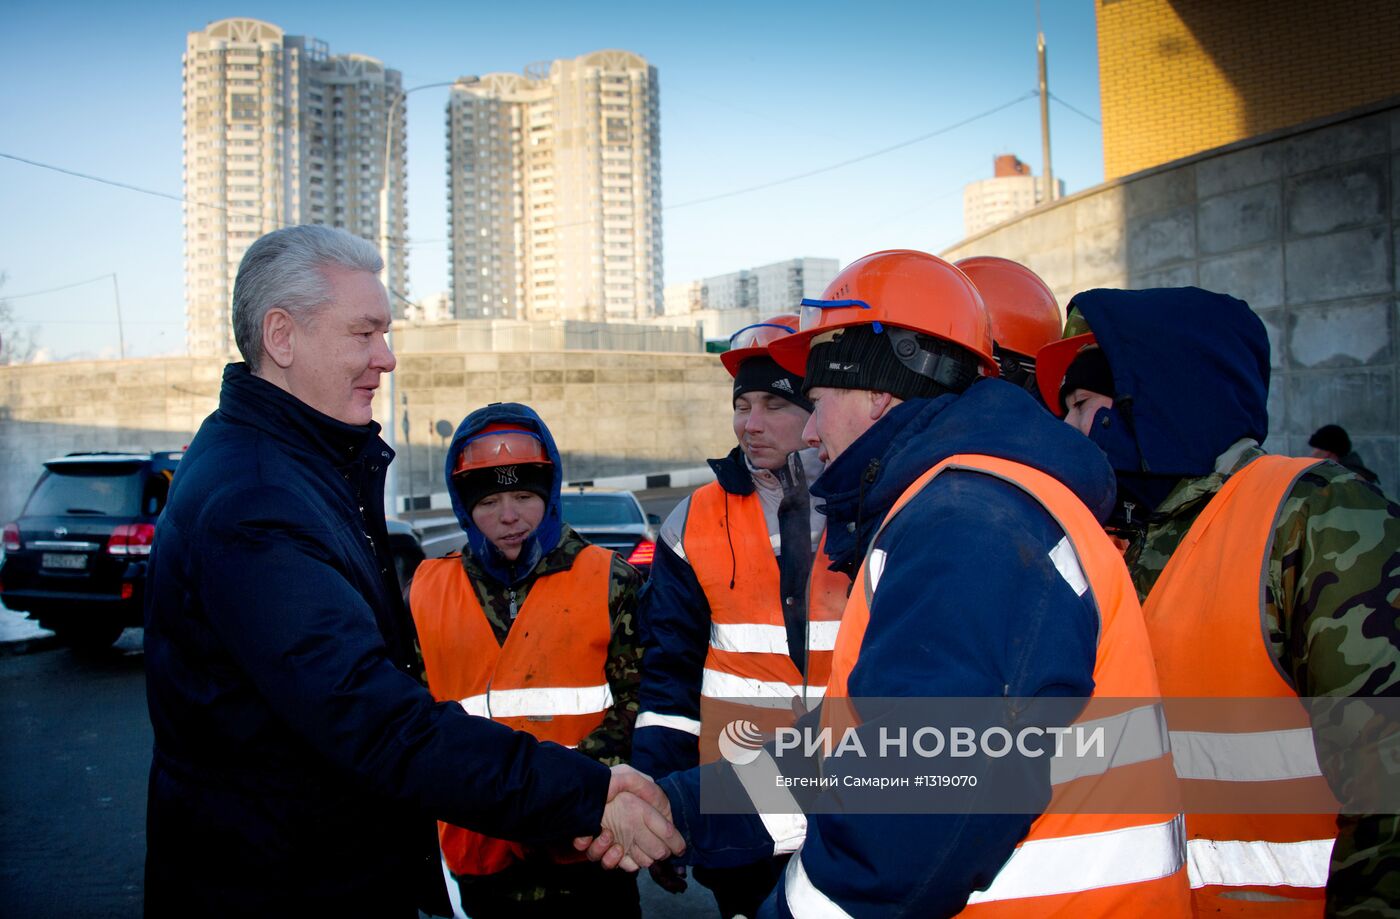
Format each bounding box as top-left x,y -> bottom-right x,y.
0,351 -> 736,524
943,98 -> 1400,488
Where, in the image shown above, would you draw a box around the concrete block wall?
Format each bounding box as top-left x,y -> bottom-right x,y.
943,99 -> 1400,489
387,349 -> 735,502
0,351 -> 737,523
1098,0 -> 1400,180
0,357 -> 223,522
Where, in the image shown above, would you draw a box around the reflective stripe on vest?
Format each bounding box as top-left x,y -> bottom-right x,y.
965,816 -> 1187,905
1186,838 -> 1333,890
458,683 -> 614,720
685,483 -> 846,699
700,667 -> 828,707
822,454 -> 1190,918
684,482 -> 847,762
1141,456 -> 1339,909
409,546 -> 615,877
635,711 -> 702,736
782,818 -> 1189,919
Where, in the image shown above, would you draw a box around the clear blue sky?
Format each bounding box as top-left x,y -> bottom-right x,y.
0,0 -> 1102,361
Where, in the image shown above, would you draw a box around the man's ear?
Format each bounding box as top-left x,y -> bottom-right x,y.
868,390 -> 897,421
262,308 -> 295,370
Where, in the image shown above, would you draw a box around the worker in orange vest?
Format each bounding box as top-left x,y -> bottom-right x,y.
629,251 -> 1190,917
408,402 -> 646,919
1037,287 -> 1400,917
634,314 -> 849,917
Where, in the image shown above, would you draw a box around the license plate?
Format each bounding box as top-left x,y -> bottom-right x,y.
42,553 -> 88,570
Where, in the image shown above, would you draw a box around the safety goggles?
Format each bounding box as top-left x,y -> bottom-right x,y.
728,320 -> 797,352
798,298 -> 884,334
453,428 -> 549,475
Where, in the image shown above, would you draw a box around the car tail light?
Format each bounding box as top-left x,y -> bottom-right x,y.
626,539 -> 656,567
109,523 -> 156,556
121,582 -> 134,600
2,523 -> 19,552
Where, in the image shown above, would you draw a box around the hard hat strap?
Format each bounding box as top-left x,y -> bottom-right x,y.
886,327 -> 979,391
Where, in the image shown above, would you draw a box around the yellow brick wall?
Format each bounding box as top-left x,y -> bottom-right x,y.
1099,0 -> 1400,179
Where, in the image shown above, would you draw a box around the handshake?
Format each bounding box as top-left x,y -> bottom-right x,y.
573,764 -> 686,872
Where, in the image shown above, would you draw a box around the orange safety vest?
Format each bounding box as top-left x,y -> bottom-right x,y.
684,482 -> 849,760
410,546 -> 615,877
1142,455 -> 1339,917
803,454 -> 1191,918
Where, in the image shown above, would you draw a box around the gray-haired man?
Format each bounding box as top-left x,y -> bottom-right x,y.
143,225 -> 680,918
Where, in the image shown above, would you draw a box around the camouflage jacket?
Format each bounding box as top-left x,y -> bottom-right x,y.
1125,439 -> 1400,918
431,523 -> 644,767
407,524 -> 643,902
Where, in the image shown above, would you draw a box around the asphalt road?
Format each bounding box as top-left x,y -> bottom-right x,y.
0,631 -> 718,919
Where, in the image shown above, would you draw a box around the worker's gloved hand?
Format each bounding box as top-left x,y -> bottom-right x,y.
650,861 -> 688,894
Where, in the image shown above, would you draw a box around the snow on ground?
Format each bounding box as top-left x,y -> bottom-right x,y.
0,603 -> 53,642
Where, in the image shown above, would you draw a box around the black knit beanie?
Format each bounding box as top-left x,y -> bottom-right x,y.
802,325 -> 976,401
1308,424 -> 1351,456
733,355 -> 813,411
454,462 -> 553,512
1058,346 -> 1115,412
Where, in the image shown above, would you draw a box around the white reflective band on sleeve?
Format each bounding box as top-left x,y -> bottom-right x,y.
1050,703 -> 1170,785
634,711 -> 702,736
730,748 -> 809,856
806,620 -> 841,652
457,684 -> 613,719
964,815 -> 1186,904
1170,728 -> 1323,782
867,548 -> 887,593
701,668 -> 826,707
1186,837 -> 1333,890
1049,536 -> 1089,597
784,847 -> 856,919
711,622 -> 790,655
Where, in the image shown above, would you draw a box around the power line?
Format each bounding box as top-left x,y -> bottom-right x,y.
0,152 -> 263,221
0,151 -> 420,307
1048,92 -> 1101,125
4,273 -> 115,300
666,91 -> 1038,210
6,317 -> 180,326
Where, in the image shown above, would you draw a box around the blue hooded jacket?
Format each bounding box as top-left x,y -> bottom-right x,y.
1069,287 -> 1270,480
660,377 -> 1114,918
445,403 -> 565,587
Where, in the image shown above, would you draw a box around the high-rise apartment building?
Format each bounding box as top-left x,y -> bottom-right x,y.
696,257 -> 840,315
962,154 -> 1064,238
182,18 -> 406,356
447,50 -> 661,322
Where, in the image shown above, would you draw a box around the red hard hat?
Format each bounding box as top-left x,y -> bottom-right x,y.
768,250 -> 998,378
1035,332 -> 1098,418
452,423 -> 551,475
954,256 -> 1061,359
719,313 -> 800,377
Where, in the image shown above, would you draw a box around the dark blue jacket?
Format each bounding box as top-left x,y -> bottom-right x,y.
144,365 -> 609,918
631,446 -> 756,780
659,378 -> 1111,919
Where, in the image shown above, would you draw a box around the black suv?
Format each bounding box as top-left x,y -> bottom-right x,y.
1,451 -> 181,649
1,451 -> 428,650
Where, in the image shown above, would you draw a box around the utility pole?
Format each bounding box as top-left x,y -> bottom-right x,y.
379,79 -> 468,516
111,273 -> 126,360
1037,2 -> 1057,203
